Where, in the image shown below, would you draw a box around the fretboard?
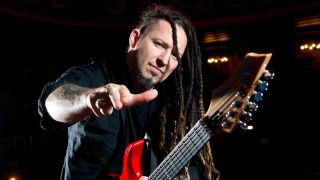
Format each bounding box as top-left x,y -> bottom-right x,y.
148,120 -> 211,179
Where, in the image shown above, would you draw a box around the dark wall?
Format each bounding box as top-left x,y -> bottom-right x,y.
1,5 -> 320,180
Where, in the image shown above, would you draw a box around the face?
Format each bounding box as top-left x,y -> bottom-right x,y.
127,19 -> 188,90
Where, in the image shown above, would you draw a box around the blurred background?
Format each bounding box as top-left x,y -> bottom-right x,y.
0,0 -> 319,179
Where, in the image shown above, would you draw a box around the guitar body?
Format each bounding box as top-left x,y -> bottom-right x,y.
119,140 -> 145,180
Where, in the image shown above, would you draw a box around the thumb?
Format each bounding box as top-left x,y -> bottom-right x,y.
123,89 -> 158,108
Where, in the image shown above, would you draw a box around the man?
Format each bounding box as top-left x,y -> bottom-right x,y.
38,4 -> 217,180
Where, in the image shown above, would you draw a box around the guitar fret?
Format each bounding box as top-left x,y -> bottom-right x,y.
183,135 -> 193,160
161,152 -> 180,178
149,121 -> 210,180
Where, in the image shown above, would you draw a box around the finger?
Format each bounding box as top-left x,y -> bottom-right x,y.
87,94 -> 104,117
90,98 -> 113,116
95,98 -> 114,115
95,98 -> 106,109
87,86 -> 115,116
99,105 -> 113,115
122,89 -> 158,108
91,102 -> 104,117
108,84 -> 124,110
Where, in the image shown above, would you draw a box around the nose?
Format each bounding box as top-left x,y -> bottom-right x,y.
157,50 -> 171,67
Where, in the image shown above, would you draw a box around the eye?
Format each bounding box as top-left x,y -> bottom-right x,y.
171,53 -> 178,61
154,41 -> 162,47
171,48 -> 179,61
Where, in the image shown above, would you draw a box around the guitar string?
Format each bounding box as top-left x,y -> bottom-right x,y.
149,122 -> 210,179
150,59 -> 269,179
149,90 -> 241,179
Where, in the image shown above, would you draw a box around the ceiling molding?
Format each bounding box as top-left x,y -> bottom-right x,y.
1,1 -> 319,29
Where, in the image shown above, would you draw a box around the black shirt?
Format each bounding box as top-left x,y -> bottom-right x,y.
38,60 -> 160,180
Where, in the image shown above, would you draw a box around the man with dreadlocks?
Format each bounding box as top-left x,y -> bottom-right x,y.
38,4 -> 219,180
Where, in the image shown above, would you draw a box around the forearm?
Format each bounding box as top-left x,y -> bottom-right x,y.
45,82 -> 159,123
45,83 -> 92,124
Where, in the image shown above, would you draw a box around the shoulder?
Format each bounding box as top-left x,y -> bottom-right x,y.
65,61 -> 103,76
59,60 -> 109,87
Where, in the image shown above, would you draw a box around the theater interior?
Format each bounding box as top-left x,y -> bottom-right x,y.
1,0 -> 319,179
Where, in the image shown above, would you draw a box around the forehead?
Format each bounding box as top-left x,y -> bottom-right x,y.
147,19 -> 181,35
146,20 -> 188,50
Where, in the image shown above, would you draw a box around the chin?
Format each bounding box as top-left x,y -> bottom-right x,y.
137,74 -> 154,90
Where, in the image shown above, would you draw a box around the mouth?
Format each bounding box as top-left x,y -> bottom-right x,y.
149,64 -> 163,75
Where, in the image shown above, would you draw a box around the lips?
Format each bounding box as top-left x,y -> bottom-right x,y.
149,64 -> 163,76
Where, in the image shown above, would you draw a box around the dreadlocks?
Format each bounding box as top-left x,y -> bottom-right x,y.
135,4 -> 219,180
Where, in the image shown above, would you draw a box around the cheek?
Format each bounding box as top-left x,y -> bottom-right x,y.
170,61 -> 179,72
136,49 -> 149,67
159,61 -> 178,82
165,61 -> 179,77
139,43 -> 157,63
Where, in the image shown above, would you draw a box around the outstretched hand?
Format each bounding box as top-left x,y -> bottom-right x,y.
87,83 -> 158,116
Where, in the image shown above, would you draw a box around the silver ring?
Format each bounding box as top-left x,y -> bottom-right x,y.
95,98 -> 106,109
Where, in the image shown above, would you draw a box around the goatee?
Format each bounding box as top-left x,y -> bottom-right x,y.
137,73 -> 154,91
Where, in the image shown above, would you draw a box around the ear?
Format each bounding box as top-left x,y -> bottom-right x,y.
129,29 -> 140,49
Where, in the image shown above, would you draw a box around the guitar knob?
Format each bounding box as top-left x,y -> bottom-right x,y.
252,91 -> 263,102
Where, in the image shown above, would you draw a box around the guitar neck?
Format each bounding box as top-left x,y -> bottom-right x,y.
148,120 -> 211,179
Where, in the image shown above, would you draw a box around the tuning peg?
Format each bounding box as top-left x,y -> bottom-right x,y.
225,111 -> 236,118
247,101 -> 258,111
238,120 -> 253,130
252,91 -> 263,102
238,120 -> 247,130
230,100 -> 241,108
242,111 -> 252,121
236,91 -> 245,97
257,80 -> 269,91
220,120 -> 233,129
264,70 -> 275,80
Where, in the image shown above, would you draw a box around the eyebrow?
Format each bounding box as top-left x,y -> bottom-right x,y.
155,38 -> 182,57
172,46 -> 182,58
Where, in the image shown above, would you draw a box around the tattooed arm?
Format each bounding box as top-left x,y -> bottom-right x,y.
45,83 -> 158,124
45,84 -> 93,124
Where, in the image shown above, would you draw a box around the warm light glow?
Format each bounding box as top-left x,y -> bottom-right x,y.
246,125 -> 254,130
202,32 -> 230,43
10,177 -> 16,180
300,42 -> 320,51
207,56 -> 228,64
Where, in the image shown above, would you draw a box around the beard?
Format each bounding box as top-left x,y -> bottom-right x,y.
136,72 -> 155,91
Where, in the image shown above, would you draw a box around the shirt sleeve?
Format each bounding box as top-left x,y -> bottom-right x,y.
37,62 -> 102,130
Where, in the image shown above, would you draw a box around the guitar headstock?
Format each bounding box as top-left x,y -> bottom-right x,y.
204,52 -> 274,134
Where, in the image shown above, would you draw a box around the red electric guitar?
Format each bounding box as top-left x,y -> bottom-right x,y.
119,52 -> 274,180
